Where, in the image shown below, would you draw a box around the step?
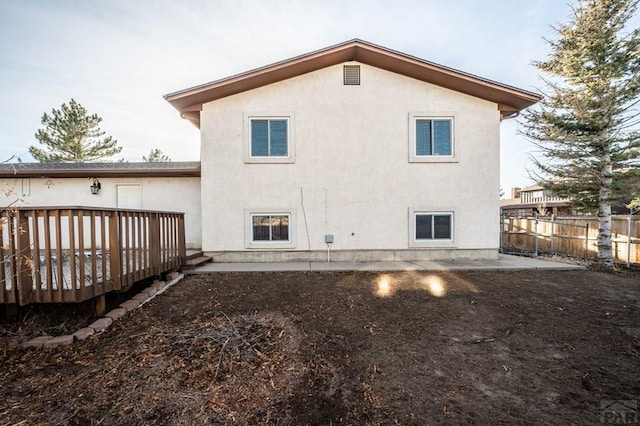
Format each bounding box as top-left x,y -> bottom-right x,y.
185,251 -> 204,261
182,255 -> 213,270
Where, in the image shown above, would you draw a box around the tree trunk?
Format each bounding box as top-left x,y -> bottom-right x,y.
597,153 -> 614,269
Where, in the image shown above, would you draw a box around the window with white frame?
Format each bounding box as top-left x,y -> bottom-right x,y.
414,212 -> 453,241
251,213 -> 290,242
245,115 -> 294,163
416,119 -> 452,156
251,119 -> 288,157
409,114 -> 456,162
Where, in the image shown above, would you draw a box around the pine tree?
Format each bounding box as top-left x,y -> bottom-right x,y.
30,99 -> 121,163
521,0 -> 640,269
142,149 -> 171,162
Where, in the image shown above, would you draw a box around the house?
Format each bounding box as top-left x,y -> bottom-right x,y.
500,185 -> 573,217
164,39 -> 540,262
0,162 -> 202,248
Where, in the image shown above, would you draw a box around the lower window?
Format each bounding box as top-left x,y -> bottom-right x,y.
251,214 -> 290,242
415,213 -> 453,240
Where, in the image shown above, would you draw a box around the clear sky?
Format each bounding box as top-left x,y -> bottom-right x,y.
1,0 -> 632,194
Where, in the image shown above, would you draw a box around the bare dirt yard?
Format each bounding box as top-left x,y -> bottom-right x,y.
1,269 -> 639,425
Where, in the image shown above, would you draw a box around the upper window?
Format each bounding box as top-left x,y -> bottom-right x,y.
409,114 -> 456,163
415,213 -> 453,241
251,119 -> 288,157
416,119 -> 452,156
245,115 -> 294,163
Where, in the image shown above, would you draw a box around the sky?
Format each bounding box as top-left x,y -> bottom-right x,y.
0,0 -> 635,194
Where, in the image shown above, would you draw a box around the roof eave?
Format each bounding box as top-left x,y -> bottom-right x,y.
164,39 -> 542,128
0,166 -> 201,179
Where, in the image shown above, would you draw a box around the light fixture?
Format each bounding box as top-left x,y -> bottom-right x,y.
90,178 -> 101,195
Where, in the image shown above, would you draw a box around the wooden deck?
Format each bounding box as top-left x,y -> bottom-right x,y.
0,207 -> 185,305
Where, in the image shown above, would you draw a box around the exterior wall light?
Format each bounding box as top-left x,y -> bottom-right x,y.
90,178 -> 101,195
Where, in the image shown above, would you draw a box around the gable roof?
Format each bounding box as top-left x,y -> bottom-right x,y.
0,161 -> 201,178
164,39 -> 541,127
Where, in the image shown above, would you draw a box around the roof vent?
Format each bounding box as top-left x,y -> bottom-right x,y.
343,65 -> 360,85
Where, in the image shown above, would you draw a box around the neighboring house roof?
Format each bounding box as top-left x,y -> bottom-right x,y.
0,162 -> 201,178
519,184 -> 544,192
164,39 -> 542,127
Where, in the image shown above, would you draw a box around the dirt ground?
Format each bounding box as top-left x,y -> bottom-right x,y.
1,269 -> 639,425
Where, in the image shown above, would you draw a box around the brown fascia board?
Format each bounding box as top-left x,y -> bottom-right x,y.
0,165 -> 201,179
164,39 -> 541,126
164,41 -> 357,111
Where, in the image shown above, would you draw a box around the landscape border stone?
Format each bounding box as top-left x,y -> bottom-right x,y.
120,299 -> 141,311
21,336 -> 53,348
43,335 -> 74,348
19,273 -> 184,349
105,308 -> 127,320
88,317 -> 113,332
73,328 -> 95,341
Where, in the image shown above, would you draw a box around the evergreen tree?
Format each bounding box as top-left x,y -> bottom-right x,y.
30,99 -> 121,162
521,0 -> 640,268
142,149 -> 171,162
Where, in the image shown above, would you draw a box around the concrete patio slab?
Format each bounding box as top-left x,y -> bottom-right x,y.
309,261 -> 423,271
189,262 -> 312,272
185,254 -> 585,273
411,255 -> 586,271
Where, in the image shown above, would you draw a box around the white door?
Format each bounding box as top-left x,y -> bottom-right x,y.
116,184 -> 142,209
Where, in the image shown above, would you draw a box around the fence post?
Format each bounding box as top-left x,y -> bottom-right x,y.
627,214 -> 632,268
534,213 -> 539,257
550,214 -> 555,255
585,223 -> 589,259
499,214 -> 504,253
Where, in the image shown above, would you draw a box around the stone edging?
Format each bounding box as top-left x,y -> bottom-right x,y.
20,272 -> 184,349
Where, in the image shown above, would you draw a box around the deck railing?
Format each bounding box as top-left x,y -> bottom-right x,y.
0,207 -> 186,305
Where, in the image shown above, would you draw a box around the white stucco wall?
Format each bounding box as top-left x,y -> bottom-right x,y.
200,62 -> 501,261
0,176 -> 202,249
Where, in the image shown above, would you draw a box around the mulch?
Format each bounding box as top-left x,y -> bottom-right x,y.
1,268 -> 639,425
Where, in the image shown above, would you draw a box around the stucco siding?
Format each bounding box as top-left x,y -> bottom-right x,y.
200,62 -> 500,259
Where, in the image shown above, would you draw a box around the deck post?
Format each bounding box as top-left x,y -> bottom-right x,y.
178,214 -> 186,265
16,210 -> 33,305
94,294 -> 106,317
149,213 -> 160,276
0,212 -> 10,304
109,211 -> 122,291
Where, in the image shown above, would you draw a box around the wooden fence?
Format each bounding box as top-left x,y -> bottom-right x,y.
0,207 -> 185,306
501,215 -> 640,265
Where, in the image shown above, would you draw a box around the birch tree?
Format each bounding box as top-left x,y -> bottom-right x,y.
521,0 -> 640,269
